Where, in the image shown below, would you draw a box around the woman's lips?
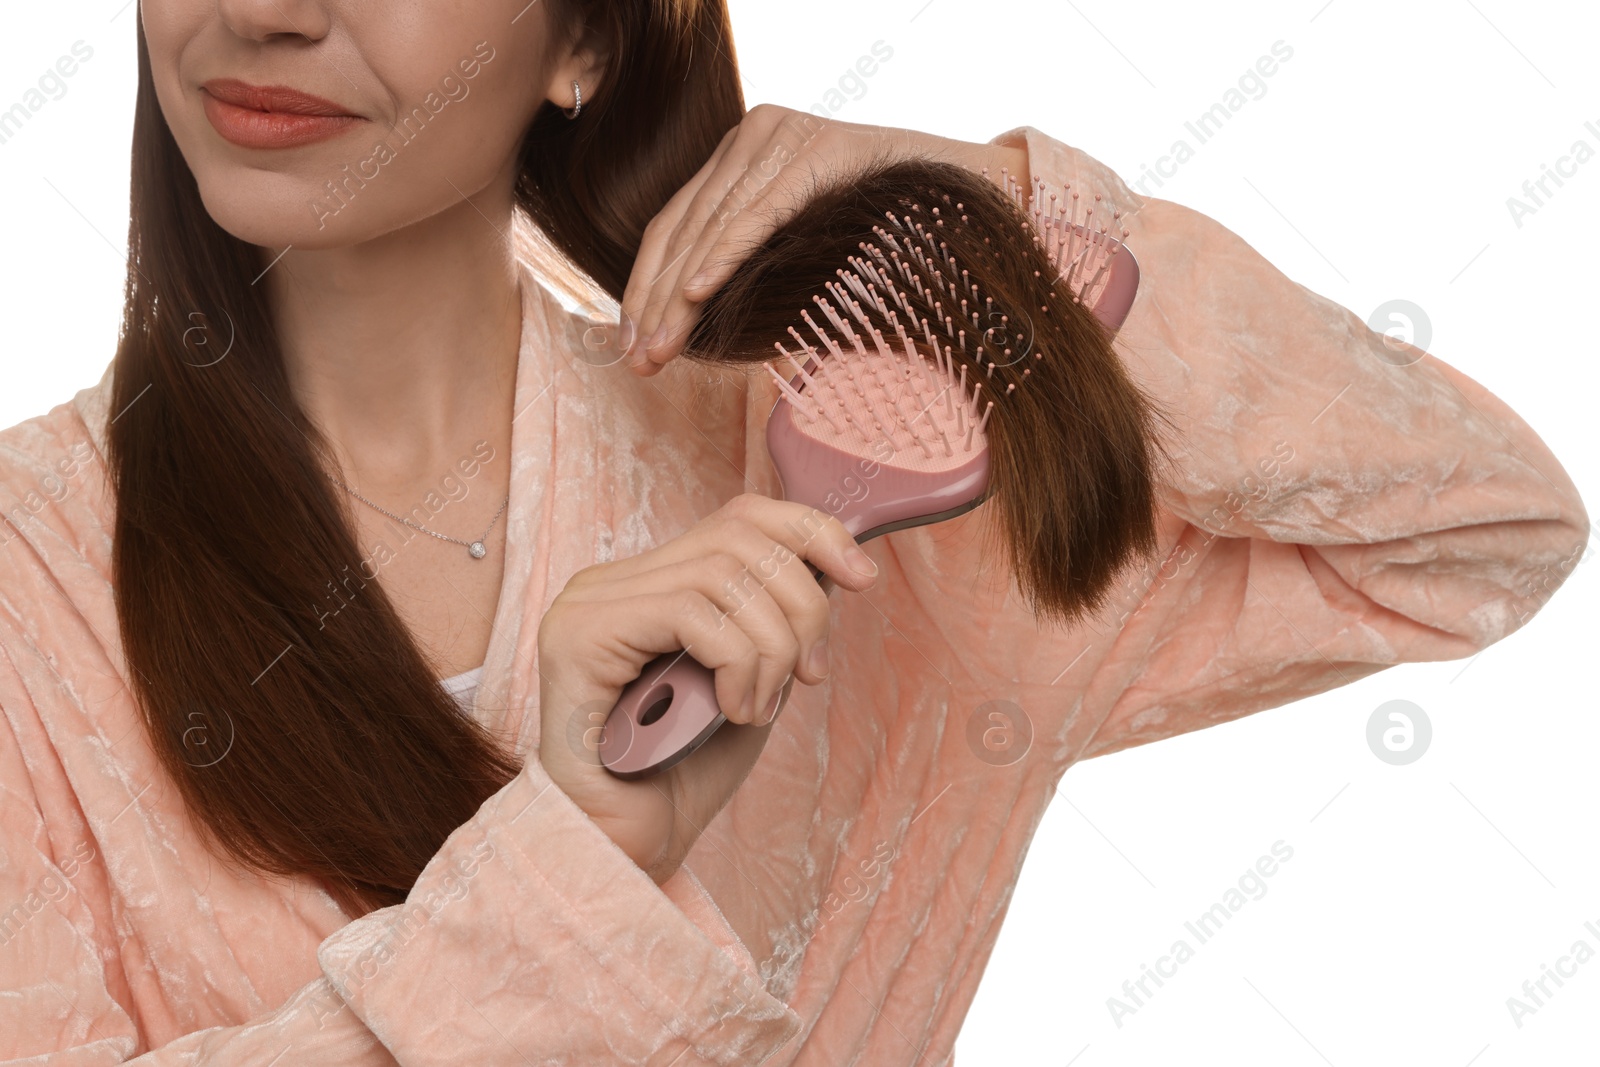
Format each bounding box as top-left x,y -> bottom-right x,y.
200,79 -> 364,150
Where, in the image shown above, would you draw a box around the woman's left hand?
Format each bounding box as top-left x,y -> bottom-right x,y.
620,103 -> 1028,376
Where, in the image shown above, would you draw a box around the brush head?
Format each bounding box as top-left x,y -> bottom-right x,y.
763,235 -> 995,543
761,178 -> 1138,547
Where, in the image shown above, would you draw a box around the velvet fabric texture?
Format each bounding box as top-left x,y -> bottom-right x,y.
0,124 -> 1588,1065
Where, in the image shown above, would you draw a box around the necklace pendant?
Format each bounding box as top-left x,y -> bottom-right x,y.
468,541 -> 487,560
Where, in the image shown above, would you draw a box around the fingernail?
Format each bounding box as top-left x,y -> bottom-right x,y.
757,688 -> 782,725
739,691 -> 754,723
687,269 -> 716,291
808,639 -> 830,679
845,546 -> 878,580
645,325 -> 668,352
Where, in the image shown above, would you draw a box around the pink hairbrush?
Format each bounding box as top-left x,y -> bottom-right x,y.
599,166 -> 1143,779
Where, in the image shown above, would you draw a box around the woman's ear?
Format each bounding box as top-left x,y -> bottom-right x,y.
544,14 -> 611,112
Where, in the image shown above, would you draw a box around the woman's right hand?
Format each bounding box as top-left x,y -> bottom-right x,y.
535,493 -> 881,885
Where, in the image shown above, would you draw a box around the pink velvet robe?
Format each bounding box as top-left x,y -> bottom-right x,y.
0,124 -> 1588,1065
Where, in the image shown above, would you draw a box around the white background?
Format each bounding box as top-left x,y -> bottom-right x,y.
2,2 -> 1596,1065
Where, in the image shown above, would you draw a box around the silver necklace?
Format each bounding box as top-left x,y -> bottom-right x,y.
327,473 -> 509,560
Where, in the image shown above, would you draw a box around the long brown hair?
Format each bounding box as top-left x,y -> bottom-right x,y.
109,0 -> 746,917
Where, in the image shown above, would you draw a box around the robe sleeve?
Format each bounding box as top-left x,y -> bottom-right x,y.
733,123 -> 1586,776
975,124 -> 1590,760
0,629 -> 800,1065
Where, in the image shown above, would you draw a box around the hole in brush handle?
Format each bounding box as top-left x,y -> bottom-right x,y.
599,651 -> 726,780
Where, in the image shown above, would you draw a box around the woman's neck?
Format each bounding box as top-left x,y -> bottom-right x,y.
263,192 -> 524,485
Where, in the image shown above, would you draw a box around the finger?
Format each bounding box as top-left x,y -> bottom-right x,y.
678,113 -> 823,303
624,125 -> 742,364
622,124 -> 738,323
723,494 -> 881,598
645,118 -> 839,375
642,164 -> 803,375
635,125 -> 782,367
583,494 -> 878,597
666,587 -> 774,727
584,586 -> 767,726
756,671 -> 797,728
572,550 -> 803,719
691,520 -> 833,687
623,208 -> 705,368
583,498 -> 872,691
636,191 -> 736,371
604,522 -> 831,688
636,169 -> 745,365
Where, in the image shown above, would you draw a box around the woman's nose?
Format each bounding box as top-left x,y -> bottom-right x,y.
212,0 -> 332,45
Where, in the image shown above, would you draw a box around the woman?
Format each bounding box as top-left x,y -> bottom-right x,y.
0,0 -> 1587,1063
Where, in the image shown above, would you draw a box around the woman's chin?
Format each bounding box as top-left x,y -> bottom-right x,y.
192,168 -> 477,256
193,182 -> 383,253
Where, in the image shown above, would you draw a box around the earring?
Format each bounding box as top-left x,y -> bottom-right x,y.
563,80 -> 583,120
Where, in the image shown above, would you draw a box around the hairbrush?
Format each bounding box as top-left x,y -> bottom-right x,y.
598,160 -> 1149,780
